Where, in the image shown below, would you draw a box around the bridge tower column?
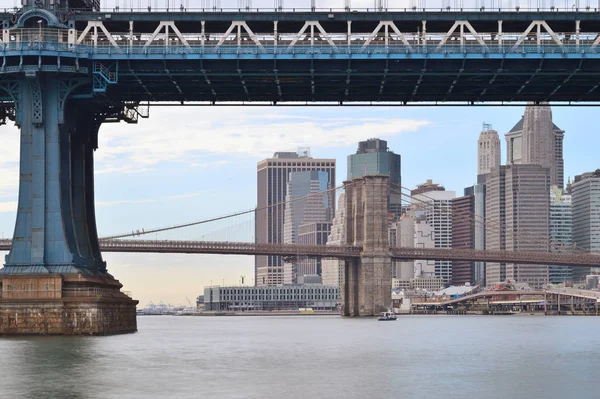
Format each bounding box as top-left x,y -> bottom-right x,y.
341,175 -> 392,316
0,73 -> 138,335
3,76 -> 108,274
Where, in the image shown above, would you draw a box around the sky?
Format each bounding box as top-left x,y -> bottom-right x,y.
2,105 -> 600,307
1,2 -> 599,306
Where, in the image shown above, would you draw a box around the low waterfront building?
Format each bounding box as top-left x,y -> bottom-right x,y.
196,295 -> 204,309
433,284 -> 479,298
203,285 -> 340,311
392,278 -> 411,290
410,277 -> 446,291
392,277 -> 445,291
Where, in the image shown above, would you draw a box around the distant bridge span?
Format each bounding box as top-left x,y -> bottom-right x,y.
1,238 -> 598,268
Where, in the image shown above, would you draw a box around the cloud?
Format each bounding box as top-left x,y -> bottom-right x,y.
0,107 -> 429,189
96,107 -> 430,173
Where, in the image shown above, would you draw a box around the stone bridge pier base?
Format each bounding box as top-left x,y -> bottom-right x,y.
0,74 -> 137,335
341,175 -> 392,317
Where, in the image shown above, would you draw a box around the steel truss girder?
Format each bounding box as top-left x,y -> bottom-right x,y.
45,19 -> 600,52
40,17 -> 599,53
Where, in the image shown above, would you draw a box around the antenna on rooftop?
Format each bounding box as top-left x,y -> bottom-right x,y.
297,147 -> 311,157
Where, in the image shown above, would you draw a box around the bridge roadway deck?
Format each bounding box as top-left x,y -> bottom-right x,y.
0,238 -> 599,267
3,11 -> 600,102
55,11 -> 600,30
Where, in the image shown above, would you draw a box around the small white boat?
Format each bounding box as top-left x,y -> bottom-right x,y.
378,312 -> 398,321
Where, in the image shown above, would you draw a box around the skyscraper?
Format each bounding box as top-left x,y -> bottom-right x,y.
321,194 -> 346,287
451,185 -> 486,286
347,138 -> 402,215
451,192 -> 475,285
411,179 -> 445,197
471,184 -> 487,287
485,164 -> 551,289
256,151 -> 335,286
549,187 -> 573,284
485,166 -> 506,286
413,220 -> 436,278
413,187 -> 456,283
505,103 -> 565,188
571,170 -> 600,282
389,216 -> 415,280
477,124 -> 501,185
283,170 -> 333,284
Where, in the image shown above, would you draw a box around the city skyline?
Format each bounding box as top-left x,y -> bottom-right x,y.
1,105 -> 599,305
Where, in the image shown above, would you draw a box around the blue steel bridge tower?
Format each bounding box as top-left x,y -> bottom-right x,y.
2,3 -> 109,276
0,1 -> 138,335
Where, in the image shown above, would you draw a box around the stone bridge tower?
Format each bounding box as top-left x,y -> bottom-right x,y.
341,175 -> 392,316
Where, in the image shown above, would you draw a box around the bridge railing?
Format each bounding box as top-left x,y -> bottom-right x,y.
4,26 -> 600,56
58,6 -> 600,13
99,238 -> 363,257
3,41 -> 600,56
3,29 -> 69,46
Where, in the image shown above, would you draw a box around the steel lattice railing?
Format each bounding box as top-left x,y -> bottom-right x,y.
98,239 -> 362,258
1,238 -> 600,266
389,247 -> 600,267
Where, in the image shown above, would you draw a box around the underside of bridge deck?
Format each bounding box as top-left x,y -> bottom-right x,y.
104,57 -> 600,103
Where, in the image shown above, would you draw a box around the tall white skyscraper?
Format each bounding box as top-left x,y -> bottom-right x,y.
413,188 -> 456,283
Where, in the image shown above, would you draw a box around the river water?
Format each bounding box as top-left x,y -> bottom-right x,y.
1,315 -> 599,399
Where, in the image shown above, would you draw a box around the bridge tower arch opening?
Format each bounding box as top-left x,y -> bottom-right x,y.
341,175 -> 392,317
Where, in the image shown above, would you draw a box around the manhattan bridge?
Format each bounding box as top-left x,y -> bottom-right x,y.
1,0 -> 600,334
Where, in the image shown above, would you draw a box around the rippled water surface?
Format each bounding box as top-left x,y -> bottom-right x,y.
1,315 -> 599,399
